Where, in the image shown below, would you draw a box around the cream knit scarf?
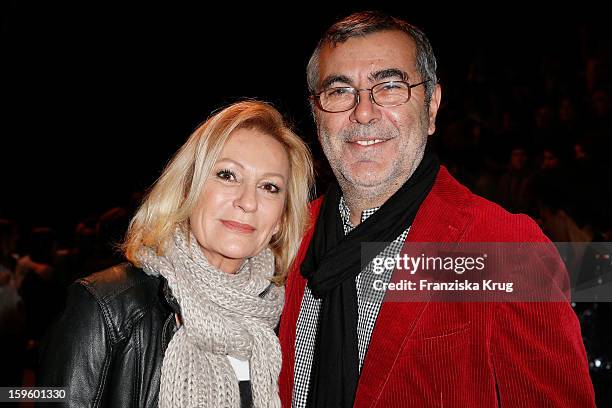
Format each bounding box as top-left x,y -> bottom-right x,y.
137,226 -> 284,408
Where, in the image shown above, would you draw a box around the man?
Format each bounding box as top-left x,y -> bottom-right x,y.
278,11 -> 595,408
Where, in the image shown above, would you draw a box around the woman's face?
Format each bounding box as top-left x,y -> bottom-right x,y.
190,127 -> 290,273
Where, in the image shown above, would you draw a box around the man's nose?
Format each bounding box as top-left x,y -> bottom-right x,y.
349,90 -> 381,125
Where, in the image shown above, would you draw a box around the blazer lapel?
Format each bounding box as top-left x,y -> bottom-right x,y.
354,167 -> 472,407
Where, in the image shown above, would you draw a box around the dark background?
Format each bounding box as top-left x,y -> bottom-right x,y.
2,1 -> 611,404
2,2 -> 607,234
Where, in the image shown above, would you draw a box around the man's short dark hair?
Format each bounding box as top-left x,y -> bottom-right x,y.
307,11 -> 438,104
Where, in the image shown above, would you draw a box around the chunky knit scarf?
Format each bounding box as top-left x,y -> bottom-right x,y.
137,226 -> 284,408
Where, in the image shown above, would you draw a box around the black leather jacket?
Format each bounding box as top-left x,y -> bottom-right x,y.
38,263 -> 180,407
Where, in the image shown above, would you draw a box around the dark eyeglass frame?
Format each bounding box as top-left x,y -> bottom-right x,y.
310,79 -> 431,113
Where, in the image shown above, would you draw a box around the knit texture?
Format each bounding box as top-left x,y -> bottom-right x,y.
137,226 -> 284,408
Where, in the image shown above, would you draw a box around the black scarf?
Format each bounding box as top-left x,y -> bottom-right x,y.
301,151 -> 440,408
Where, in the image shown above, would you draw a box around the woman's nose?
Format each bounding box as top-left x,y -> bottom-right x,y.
233,184 -> 258,212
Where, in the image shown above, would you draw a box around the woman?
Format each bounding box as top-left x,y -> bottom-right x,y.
38,100 -> 314,407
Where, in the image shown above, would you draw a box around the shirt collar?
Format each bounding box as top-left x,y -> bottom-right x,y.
339,196 -> 380,232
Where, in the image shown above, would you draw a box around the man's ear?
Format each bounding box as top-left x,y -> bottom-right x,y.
427,84 -> 442,135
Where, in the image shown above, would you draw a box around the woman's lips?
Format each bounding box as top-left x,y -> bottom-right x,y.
221,220 -> 256,233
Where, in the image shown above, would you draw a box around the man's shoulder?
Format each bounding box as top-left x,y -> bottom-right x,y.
469,194 -> 544,240
437,168 -> 547,243
306,167 -> 548,243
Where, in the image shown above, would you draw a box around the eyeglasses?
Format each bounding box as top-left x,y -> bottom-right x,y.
310,79 -> 430,113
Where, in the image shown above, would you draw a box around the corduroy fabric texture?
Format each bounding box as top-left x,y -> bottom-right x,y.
278,166 -> 596,408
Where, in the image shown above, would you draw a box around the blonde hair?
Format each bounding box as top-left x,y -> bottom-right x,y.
124,100 -> 314,284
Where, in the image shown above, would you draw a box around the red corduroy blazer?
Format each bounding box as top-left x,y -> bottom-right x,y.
278,166 -> 595,407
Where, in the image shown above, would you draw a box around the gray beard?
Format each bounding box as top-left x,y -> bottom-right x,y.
336,122 -> 400,142
317,111 -> 430,207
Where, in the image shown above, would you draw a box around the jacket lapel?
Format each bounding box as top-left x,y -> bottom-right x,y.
354,167 -> 472,407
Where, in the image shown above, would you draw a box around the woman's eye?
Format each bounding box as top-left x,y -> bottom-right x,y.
216,169 -> 236,181
261,183 -> 280,193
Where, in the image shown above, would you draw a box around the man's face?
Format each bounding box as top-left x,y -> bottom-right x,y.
315,30 -> 441,196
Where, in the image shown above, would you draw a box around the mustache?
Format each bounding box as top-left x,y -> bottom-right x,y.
338,124 -> 399,142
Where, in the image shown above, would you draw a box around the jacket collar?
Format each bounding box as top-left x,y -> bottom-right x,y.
160,276 -> 181,315
279,166 -> 474,407
354,166 -> 473,406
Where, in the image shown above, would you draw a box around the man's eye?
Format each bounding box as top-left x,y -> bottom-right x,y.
328,88 -> 353,96
380,83 -> 402,90
216,169 -> 236,181
261,183 -> 280,193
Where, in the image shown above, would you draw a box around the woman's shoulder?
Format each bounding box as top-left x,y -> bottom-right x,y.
79,263 -> 157,297
75,263 -> 165,324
